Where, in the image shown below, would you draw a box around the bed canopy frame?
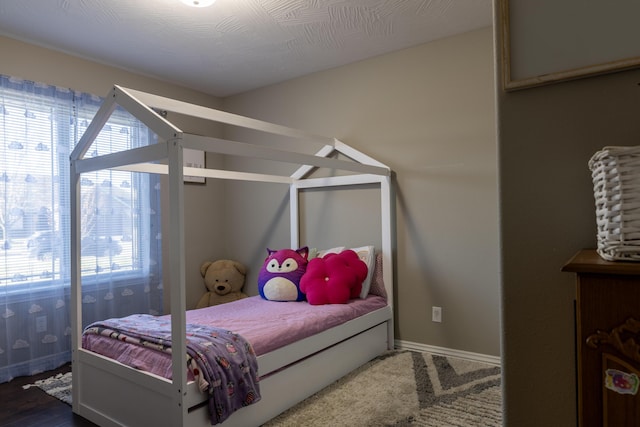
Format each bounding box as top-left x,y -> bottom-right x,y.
69,85 -> 395,426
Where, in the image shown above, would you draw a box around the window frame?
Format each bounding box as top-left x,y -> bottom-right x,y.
0,81 -> 157,294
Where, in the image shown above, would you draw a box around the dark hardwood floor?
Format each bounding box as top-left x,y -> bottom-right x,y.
0,364 -> 97,427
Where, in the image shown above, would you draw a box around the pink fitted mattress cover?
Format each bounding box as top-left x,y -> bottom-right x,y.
82,295 -> 388,379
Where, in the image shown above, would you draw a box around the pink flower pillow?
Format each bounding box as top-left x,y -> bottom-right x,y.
300,249 -> 368,305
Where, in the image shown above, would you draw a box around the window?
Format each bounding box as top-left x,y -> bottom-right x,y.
0,76 -> 161,293
0,75 -> 163,383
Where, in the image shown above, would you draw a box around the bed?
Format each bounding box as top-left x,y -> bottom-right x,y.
70,86 -> 395,426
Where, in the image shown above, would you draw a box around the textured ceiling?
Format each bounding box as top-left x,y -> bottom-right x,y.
0,0 -> 492,97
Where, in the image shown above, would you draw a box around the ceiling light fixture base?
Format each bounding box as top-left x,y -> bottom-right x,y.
179,0 -> 217,7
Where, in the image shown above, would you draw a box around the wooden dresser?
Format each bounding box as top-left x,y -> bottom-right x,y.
563,249 -> 640,427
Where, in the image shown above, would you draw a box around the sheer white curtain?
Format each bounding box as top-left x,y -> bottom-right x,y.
0,75 -> 163,382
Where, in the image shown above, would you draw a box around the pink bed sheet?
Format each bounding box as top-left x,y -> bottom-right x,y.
82,295 -> 387,380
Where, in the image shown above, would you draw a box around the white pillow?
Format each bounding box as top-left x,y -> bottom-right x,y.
316,246 -> 345,258
350,245 -> 375,298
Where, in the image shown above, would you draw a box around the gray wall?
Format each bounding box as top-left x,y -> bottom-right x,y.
222,27 -> 500,357
496,14 -> 640,427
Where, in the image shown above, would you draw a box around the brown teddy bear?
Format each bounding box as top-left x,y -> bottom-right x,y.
195,259 -> 249,309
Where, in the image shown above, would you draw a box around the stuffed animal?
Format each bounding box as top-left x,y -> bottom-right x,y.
196,260 -> 248,308
258,247 -> 309,301
300,249 -> 368,305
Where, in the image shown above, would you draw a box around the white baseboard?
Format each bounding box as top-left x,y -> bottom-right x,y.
394,339 -> 501,367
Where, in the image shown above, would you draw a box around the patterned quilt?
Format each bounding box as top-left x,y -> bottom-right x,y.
84,314 -> 261,425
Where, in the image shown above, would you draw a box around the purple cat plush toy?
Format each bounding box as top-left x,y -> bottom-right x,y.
258,247 -> 309,301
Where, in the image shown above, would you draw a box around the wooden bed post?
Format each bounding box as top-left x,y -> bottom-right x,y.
380,175 -> 395,349
167,135 -> 189,425
69,158 -> 82,413
290,184 -> 300,249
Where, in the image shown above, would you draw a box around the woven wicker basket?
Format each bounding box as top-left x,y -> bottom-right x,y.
589,145 -> 640,261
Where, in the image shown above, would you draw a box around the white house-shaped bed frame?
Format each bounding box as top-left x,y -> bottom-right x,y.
70,85 -> 395,426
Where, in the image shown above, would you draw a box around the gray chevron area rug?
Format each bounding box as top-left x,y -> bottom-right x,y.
263,350 -> 502,427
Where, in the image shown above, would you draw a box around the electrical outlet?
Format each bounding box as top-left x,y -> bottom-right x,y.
432,306 -> 442,323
